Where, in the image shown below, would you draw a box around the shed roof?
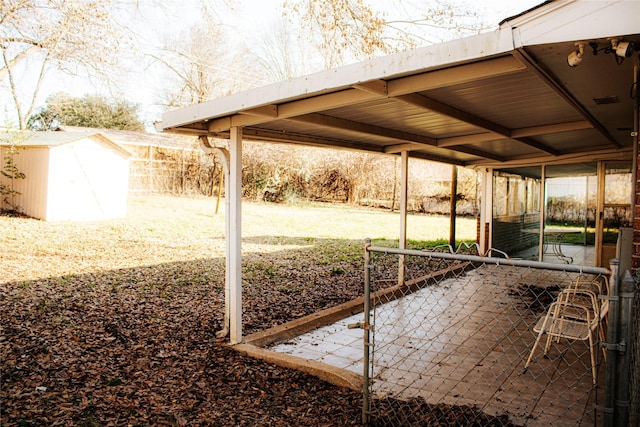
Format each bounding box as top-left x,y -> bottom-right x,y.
0,132 -> 134,157
157,0 -> 640,172
55,126 -> 197,149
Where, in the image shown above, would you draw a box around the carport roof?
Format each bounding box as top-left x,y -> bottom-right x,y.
157,0 -> 640,170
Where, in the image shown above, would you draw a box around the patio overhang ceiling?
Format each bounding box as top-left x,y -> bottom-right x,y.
157,0 -> 640,170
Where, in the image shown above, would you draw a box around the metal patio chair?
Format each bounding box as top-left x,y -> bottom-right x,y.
524,279 -> 609,385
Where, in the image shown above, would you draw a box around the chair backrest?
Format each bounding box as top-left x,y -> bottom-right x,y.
572,275 -> 606,294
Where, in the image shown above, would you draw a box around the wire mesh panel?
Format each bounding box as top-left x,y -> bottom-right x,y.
363,246 -> 612,427
629,273 -> 640,427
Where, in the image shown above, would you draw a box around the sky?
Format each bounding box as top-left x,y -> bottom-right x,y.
1,0 -> 544,130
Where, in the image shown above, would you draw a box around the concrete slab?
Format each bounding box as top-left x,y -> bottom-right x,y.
241,248 -> 603,426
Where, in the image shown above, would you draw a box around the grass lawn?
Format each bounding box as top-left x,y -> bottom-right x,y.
129,194 -> 476,243
1,195 -> 476,283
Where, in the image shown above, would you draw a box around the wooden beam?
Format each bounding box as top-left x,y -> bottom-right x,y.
384,143 -> 426,153
511,121 -> 593,138
207,89 -> 380,132
407,151 -> 465,166
438,132 -> 502,147
515,136 -> 561,156
286,113 -> 437,146
353,80 -> 388,96
396,93 -> 560,156
449,145 -> 506,162
466,146 -> 634,168
241,127 -> 385,153
436,121 -> 592,147
239,105 -> 278,117
387,55 -> 527,96
289,113 -> 505,161
384,141 -> 505,162
396,93 -> 511,136
159,122 -> 209,135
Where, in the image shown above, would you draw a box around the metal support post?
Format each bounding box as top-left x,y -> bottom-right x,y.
229,127 -> 243,344
398,151 -> 408,285
362,238 -> 372,426
614,270 -> 635,426
449,165 -> 457,248
603,259 -> 620,425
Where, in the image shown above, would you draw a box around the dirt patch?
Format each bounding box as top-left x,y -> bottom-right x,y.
509,283 -> 561,313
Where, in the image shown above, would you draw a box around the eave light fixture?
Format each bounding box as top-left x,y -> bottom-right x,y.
567,42 -> 586,67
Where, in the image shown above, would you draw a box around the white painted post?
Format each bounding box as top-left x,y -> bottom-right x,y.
398,151 -> 408,285
539,165 -> 546,261
479,168 -> 493,255
229,127 -> 243,344
449,165 -> 458,248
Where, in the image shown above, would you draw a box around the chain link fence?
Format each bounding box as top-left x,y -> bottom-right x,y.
628,271 -> 640,427
362,244 -> 622,426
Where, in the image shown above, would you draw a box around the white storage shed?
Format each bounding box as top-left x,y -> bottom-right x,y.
0,132 -> 132,221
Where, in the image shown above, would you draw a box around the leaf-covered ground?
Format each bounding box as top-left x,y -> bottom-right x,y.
1,196 -> 374,426
2,196 -> 505,426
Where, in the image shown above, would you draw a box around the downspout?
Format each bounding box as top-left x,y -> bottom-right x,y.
199,136 -> 231,339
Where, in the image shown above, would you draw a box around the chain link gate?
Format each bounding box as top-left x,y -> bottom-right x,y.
626,270 -> 640,427
362,242 -> 615,426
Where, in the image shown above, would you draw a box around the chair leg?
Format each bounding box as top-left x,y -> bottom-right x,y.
525,329 -> 546,369
588,330 -> 597,385
543,326 -> 556,354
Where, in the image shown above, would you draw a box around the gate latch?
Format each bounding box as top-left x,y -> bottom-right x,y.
601,340 -> 626,353
348,321 -> 372,330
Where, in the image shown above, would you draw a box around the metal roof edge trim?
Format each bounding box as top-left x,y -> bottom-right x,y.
498,0 -> 556,27
92,132 -> 135,158
509,0 -> 640,48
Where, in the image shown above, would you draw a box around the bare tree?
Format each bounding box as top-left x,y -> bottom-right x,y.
283,0 -> 489,68
154,25 -> 225,107
284,0 -> 389,69
0,0 -> 134,129
152,3 -> 268,109
252,20 -> 312,83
